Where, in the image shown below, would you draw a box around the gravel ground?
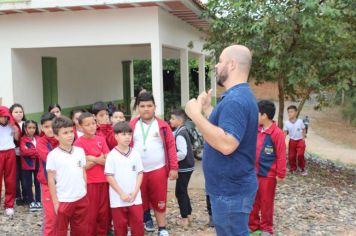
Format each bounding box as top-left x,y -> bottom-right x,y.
1,157 -> 355,236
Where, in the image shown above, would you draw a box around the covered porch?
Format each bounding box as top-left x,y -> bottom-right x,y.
0,0 -> 214,118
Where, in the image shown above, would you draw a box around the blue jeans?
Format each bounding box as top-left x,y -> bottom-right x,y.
210,191 -> 257,236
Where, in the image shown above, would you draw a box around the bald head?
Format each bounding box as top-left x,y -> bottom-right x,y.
223,45 -> 252,75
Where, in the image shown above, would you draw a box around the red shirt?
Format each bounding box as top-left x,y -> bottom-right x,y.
74,135 -> 109,184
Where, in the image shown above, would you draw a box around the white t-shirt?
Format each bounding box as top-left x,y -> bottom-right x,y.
0,125 -> 16,151
105,148 -> 143,208
31,138 -> 37,147
46,146 -> 87,202
77,130 -> 84,138
283,119 -> 305,140
133,119 -> 165,172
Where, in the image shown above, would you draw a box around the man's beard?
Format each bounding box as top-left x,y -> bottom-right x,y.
216,67 -> 228,87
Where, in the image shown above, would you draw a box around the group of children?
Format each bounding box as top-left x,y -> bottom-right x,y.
0,92 -> 307,236
0,91 -> 195,236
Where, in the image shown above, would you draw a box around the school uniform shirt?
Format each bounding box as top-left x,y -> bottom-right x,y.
283,119 -> 305,140
104,147 -> 143,208
0,125 -> 16,151
74,135 -> 110,184
36,135 -> 59,185
46,147 -> 87,202
130,117 -> 178,174
255,123 -> 286,179
19,135 -> 39,170
133,119 -> 166,172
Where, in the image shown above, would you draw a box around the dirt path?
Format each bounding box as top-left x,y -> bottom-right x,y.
305,127 -> 356,165
275,101 -> 356,165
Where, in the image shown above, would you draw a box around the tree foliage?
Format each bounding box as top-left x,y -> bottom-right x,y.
133,59 -> 210,119
203,0 -> 355,127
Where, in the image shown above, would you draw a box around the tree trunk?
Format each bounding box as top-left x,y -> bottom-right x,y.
297,89 -> 312,118
277,76 -> 285,129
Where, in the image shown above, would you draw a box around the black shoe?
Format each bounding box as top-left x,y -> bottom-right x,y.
16,198 -> 25,206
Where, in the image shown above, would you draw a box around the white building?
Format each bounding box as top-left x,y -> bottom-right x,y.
0,0 -> 214,119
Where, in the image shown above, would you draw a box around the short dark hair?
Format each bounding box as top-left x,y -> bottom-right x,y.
171,109 -> 187,122
52,116 -> 73,135
258,100 -> 275,120
113,121 -> 132,134
78,112 -> 94,125
21,120 -> 39,137
70,109 -> 85,120
137,92 -> 155,106
134,86 -> 146,98
287,105 -> 298,111
112,110 -> 124,115
40,112 -> 56,125
92,101 -> 108,116
48,104 -> 61,112
9,103 -> 27,121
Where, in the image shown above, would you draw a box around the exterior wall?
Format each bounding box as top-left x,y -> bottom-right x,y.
0,48 -> 13,106
0,5 -> 210,114
158,7 -> 207,55
12,46 -> 129,114
0,7 -> 158,49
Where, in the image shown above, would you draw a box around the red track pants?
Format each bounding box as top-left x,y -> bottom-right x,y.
249,176 -> 277,234
55,196 -> 89,236
112,205 -> 144,236
86,183 -> 110,236
0,149 -> 16,208
42,184 -> 56,236
288,139 -> 306,172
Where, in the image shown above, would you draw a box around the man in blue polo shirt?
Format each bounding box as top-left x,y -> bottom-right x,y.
185,45 -> 258,236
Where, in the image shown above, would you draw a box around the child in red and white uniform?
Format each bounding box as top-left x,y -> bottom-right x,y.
74,112 -> 110,236
283,105 -> 307,175
0,106 -> 20,216
130,92 -> 178,236
105,121 -> 144,236
36,112 -> 59,236
92,101 -> 117,150
47,116 -> 88,236
71,109 -> 85,140
10,103 -> 26,205
19,120 -> 41,212
249,100 -> 286,236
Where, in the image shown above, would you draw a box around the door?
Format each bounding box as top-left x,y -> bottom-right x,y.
122,61 -> 131,115
42,57 -> 58,112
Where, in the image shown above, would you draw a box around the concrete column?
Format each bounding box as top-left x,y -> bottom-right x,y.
0,47 -> 14,106
210,59 -> 217,105
198,54 -> 206,94
180,49 -> 189,106
130,59 -> 134,100
150,41 -> 164,117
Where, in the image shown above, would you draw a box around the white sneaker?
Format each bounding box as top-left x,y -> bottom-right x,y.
158,229 -> 169,236
5,208 -> 15,216
29,202 -> 37,212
